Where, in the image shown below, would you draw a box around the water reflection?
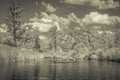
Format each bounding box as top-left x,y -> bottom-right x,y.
0,61 -> 120,80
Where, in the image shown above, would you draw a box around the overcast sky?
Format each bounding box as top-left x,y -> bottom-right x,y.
0,0 -> 120,25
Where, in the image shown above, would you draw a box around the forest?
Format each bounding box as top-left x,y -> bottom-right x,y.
0,0 -> 120,62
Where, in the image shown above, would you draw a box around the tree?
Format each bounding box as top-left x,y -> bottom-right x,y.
33,28 -> 41,52
115,29 -> 120,47
48,26 -> 58,51
6,0 -> 23,46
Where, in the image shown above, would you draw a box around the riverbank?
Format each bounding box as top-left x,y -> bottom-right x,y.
0,44 -> 44,63
0,44 -> 120,63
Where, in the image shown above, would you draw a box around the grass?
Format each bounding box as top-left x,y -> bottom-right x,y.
0,44 -> 44,63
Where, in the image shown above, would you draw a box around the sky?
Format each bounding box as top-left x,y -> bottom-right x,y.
0,0 -> 120,30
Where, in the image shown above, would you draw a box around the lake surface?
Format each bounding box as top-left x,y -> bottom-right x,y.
0,60 -> 120,80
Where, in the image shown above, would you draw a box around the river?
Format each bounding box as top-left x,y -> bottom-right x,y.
0,60 -> 120,80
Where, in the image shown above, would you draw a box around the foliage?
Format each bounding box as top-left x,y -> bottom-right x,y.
1,2 -> 120,62
6,0 -> 23,46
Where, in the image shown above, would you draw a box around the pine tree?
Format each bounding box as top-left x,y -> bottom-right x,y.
6,0 -> 23,46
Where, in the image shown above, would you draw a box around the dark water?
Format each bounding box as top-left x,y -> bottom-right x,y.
0,61 -> 120,80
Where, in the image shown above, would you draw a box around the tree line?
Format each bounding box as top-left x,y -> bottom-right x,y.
0,0 -> 120,61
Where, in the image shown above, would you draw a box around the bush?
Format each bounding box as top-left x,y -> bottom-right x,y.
4,35 -> 15,47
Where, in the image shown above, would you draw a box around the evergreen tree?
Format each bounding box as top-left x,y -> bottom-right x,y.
6,0 -> 23,46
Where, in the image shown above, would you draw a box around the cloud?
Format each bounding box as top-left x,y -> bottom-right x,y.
61,0 -> 120,9
41,2 -> 57,13
39,13 -> 71,29
29,22 -> 54,32
83,12 -> 110,25
27,12 -> 81,32
26,12 -> 64,32
27,10 -> 120,33
67,13 -> 81,23
41,2 -> 47,6
82,12 -> 120,25
98,0 -> 120,9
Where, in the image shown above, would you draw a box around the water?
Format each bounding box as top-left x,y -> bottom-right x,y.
0,60 -> 120,80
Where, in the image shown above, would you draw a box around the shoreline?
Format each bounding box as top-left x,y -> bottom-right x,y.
0,44 -> 120,63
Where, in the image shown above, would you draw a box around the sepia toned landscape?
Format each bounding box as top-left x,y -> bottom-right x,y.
0,0 -> 120,80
